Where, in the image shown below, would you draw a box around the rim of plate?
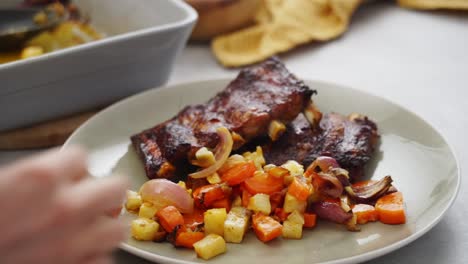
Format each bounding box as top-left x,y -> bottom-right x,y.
63,78 -> 461,264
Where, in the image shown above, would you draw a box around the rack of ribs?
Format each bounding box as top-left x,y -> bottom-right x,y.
262,112 -> 379,181
131,57 -> 316,182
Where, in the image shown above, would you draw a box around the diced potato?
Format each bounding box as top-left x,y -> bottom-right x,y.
248,193 -> 271,215
138,202 -> 158,219
268,120 -> 286,141
20,46 -> 44,59
243,146 -> 266,170
283,193 -> 306,213
231,131 -> 246,147
304,100 -> 322,126
281,160 -> 303,185
287,210 -> 305,225
177,181 -> 187,189
125,190 -> 142,212
131,218 -> 160,241
282,219 -> 303,239
281,160 -> 304,177
207,172 -> 222,184
193,234 -> 227,260
224,207 -> 251,243
33,11 -> 48,25
194,147 -> 216,167
232,195 -> 242,208
204,208 -> 227,236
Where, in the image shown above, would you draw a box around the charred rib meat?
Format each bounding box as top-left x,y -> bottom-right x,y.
263,112 -> 379,180
131,58 -> 315,181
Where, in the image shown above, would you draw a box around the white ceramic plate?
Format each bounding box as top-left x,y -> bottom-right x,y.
63,79 -> 460,264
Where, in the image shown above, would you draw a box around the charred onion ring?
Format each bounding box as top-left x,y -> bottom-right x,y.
346,175 -> 394,203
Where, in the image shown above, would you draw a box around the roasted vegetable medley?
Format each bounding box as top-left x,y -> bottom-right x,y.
124,129 -> 405,260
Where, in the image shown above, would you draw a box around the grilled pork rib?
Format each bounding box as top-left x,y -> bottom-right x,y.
131,58 -> 316,181
263,113 -> 379,181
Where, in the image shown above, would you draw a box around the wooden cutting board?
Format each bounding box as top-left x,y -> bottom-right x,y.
0,111 -> 97,150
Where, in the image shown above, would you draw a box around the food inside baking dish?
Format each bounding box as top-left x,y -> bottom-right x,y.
0,2 -> 101,64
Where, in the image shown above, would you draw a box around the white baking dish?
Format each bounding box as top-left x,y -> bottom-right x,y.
0,0 -> 197,131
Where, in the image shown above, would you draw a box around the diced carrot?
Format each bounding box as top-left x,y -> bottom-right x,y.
274,208 -> 289,222
288,177 -> 312,201
267,167 -> 290,178
211,197 -> 231,212
252,213 -> 283,243
303,213 -> 317,228
220,161 -> 256,186
193,184 -> 231,209
375,192 -> 406,225
352,204 -> 379,224
184,208 -> 205,230
175,231 -> 205,249
157,206 -> 185,232
242,189 -> 252,208
242,171 -> 284,195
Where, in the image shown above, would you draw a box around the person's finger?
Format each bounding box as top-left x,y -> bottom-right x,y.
0,174 -> 128,250
0,146 -> 88,196
0,147 -> 89,248
51,176 -> 129,226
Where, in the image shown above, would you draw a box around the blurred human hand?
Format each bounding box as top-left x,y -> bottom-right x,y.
0,146 -> 129,264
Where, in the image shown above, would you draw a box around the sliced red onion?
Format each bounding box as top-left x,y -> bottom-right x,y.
189,126 -> 233,179
307,156 -> 340,174
139,179 -> 194,214
311,200 -> 353,224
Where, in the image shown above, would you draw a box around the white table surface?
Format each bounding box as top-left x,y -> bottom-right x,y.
1,1 -> 467,263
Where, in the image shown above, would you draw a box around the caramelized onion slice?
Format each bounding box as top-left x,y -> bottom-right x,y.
329,167 -> 351,187
346,175 -> 394,203
189,126 -> 233,179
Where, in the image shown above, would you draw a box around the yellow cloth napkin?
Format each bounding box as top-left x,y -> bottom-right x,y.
212,0 -> 362,67
398,0 -> 468,10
